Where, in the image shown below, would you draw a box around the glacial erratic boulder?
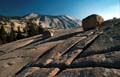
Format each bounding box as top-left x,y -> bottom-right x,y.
82,14 -> 104,31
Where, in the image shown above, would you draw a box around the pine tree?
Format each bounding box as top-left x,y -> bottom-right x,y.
27,22 -> 37,37
6,25 -> 16,42
38,23 -> 45,34
16,27 -> 22,40
0,26 -> 7,43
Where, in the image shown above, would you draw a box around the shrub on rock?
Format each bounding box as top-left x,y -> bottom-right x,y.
42,29 -> 53,38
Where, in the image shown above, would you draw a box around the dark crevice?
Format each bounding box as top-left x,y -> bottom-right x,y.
55,66 -> 66,77
0,50 -> 6,53
78,45 -> 120,58
68,62 -> 120,69
15,64 -> 28,75
68,66 -> 120,69
29,61 -> 120,69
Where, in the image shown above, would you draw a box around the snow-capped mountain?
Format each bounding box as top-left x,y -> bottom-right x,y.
23,13 -> 81,29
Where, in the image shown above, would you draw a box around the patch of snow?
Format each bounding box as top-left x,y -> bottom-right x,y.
25,13 -> 39,20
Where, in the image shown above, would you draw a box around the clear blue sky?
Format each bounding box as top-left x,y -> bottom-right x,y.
0,0 -> 119,20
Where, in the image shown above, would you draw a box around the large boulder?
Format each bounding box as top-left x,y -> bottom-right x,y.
82,14 -> 104,31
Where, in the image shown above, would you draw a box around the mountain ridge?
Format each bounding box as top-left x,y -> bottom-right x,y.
23,13 -> 81,28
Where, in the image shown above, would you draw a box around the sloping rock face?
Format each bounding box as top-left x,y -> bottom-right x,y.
82,14 -> 104,31
0,13 -> 81,44
0,18 -> 119,77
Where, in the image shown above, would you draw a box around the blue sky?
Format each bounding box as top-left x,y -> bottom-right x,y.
0,0 -> 119,20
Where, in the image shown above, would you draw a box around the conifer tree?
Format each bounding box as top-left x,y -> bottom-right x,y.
17,27 -> 22,40
0,26 -> 7,43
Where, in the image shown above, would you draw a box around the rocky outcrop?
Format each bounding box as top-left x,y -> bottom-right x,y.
0,18 -> 119,77
0,19 -> 46,44
82,14 -> 104,31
